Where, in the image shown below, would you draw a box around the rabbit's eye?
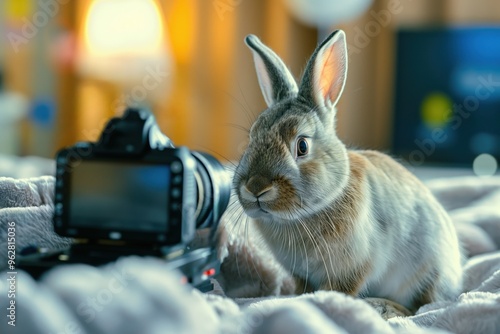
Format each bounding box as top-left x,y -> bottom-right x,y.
296,137 -> 309,157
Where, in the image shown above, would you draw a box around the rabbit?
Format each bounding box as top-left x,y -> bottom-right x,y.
231,29 -> 463,311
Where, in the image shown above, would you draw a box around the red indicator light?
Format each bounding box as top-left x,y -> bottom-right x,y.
203,268 -> 216,277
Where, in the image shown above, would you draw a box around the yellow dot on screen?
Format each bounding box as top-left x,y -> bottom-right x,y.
421,93 -> 453,128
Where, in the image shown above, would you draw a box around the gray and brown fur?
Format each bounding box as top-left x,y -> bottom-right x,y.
232,30 -> 463,311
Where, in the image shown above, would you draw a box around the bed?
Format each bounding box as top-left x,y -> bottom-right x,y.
0,154 -> 499,334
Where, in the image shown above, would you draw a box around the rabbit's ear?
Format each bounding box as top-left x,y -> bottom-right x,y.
245,35 -> 298,107
299,30 -> 347,116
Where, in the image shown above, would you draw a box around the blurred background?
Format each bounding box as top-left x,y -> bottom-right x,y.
0,0 -> 499,175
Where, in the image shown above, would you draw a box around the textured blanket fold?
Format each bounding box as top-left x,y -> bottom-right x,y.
1,175 -> 499,334
0,176 -> 55,209
0,177 -> 72,268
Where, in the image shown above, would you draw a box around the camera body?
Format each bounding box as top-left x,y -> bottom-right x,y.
19,108 -> 231,291
54,144 -> 199,246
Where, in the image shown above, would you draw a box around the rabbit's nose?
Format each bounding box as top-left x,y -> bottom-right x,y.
240,176 -> 277,202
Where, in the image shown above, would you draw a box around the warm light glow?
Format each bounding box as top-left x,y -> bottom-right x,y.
84,0 -> 164,57
77,0 -> 172,85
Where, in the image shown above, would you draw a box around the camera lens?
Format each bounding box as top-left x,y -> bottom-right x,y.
190,152 -> 231,229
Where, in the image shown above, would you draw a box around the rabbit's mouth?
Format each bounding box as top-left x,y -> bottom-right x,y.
239,195 -> 289,221
243,201 -> 300,221
244,205 -> 272,219
239,197 -> 273,218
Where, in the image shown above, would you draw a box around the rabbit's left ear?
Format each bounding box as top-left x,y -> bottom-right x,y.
245,35 -> 298,107
299,30 -> 348,115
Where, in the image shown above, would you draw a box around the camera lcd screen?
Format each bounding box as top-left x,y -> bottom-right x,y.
68,161 -> 170,233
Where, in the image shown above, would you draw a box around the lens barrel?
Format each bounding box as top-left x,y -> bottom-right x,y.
191,152 -> 231,229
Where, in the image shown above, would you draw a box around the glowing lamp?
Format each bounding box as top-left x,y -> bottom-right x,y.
77,0 -> 172,85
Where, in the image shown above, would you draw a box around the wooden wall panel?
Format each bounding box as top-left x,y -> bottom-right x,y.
443,0 -> 500,23
17,0 -> 499,158
158,0 -> 316,161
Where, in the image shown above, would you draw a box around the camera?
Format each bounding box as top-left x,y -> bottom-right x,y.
19,108 -> 231,291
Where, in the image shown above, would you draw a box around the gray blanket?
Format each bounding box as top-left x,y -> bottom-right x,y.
0,175 -> 499,334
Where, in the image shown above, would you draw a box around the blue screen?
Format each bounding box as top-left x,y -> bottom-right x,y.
69,162 -> 170,232
392,27 -> 500,165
